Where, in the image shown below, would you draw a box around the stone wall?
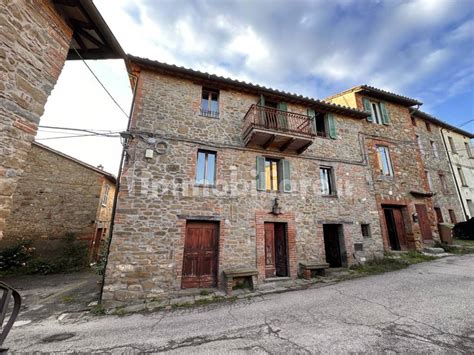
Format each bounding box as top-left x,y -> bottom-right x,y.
414,118 -> 466,223
0,0 -> 72,239
4,143 -> 110,243
103,69 -> 384,307
327,92 -> 439,250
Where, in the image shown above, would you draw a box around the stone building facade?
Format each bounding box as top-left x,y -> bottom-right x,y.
3,142 -> 116,262
103,57 -> 385,307
0,0 -> 124,240
411,111 -> 471,224
325,86 -> 457,251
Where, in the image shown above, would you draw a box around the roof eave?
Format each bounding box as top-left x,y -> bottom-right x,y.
127,55 -> 368,119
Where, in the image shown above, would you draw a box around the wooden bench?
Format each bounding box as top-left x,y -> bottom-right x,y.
223,268 -> 259,296
299,262 -> 330,280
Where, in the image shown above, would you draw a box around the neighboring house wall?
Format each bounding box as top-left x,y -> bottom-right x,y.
4,143 -> 115,257
413,117 -> 465,224
0,1 -> 72,239
327,91 -> 438,250
103,66 -> 384,307
441,130 -> 474,220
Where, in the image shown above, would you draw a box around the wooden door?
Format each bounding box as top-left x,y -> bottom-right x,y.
416,204 -> 432,240
182,222 -> 218,288
274,224 -> 288,277
392,208 -> 408,248
264,223 -> 276,278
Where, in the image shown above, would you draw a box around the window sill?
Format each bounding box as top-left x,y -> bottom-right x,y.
461,185 -> 469,188
195,184 -> 216,188
199,113 -> 220,119
322,194 -> 338,198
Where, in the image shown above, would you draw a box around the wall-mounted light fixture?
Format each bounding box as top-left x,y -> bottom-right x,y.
272,197 -> 282,215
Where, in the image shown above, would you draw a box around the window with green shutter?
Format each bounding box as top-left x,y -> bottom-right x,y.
327,113 -> 337,139
307,109 -> 335,138
363,98 -> 389,125
256,156 -> 291,192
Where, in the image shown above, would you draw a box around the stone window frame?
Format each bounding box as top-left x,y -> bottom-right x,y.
320,166 -> 337,197
200,87 -> 220,119
361,223 -> 371,238
375,145 -> 394,177
195,149 -> 217,187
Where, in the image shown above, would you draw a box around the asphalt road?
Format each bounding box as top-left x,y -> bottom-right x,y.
8,255 -> 474,353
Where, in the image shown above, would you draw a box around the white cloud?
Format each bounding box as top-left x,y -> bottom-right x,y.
39,0 -> 473,173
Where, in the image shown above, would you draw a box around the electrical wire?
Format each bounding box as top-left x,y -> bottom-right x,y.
73,47 -> 130,120
36,133 -> 120,140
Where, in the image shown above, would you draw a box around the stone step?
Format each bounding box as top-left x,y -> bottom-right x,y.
423,247 -> 446,254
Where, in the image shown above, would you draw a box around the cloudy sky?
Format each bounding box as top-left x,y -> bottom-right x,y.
38,0 -> 474,175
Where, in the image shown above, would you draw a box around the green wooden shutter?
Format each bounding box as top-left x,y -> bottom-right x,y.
277,101 -> 288,129
280,159 -> 291,192
307,108 -> 316,134
380,102 -> 390,125
256,156 -> 266,191
362,98 -> 373,122
327,113 -> 337,139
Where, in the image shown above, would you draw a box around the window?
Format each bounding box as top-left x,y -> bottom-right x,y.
425,121 -> 431,132
434,207 -> 443,223
200,88 -> 219,118
370,102 -> 383,124
411,116 -> 417,126
308,109 -> 337,139
416,135 -> 423,153
430,140 -> 438,158
448,136 -> 457,154
448,209 -> 457,224
256,157 -> 291,192
425,170 -> 432,190
363,98 -> 390,125
465,142 -> 473,158
195,150 -> 216,186
320,167 -> 336,196
315,113 -> 327,137
439,174 -> 448,193
457,167 -> 468,186
361,224 -> 371,238
101,184 -> 110,206
376,146 -> 394,177
265,159 -> 280,191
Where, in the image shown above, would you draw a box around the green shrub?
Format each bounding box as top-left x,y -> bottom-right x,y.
0,233 -> 88,275
0,240 -> 34,271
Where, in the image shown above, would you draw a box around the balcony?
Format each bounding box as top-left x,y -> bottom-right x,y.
242,105 -> 315,154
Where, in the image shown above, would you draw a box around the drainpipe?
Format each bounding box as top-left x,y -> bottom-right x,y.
98,69 -> 139,304
440,127 -> 468,221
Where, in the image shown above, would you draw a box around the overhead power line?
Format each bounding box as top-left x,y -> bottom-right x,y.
73,47 -> 130,120
36,133 -> 120,141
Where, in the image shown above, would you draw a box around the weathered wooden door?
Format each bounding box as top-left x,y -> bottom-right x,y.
89,228 -> 104,263
264,223 -> 276,278
274,224 -> 288,277
384,207 -> 407,250
182,222 -> 218,288
416,204 -> 433,240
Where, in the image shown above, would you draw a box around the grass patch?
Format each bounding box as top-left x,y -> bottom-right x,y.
351,251 -> 438,276
90,304 -> 106,316
399,251 -> 437,264
453,239 -> 474,247
351,257 -> 409,275
61,295 -> 75,303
